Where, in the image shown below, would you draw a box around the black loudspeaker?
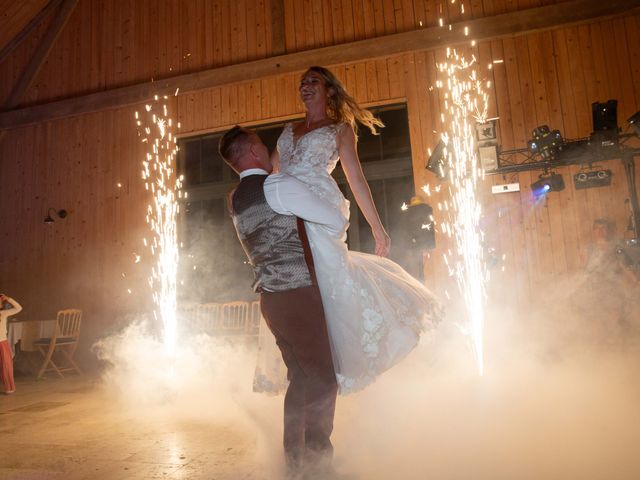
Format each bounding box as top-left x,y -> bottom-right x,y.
573,169 -> 612,190
592,100 -> 618,132
591,100 -> 619,148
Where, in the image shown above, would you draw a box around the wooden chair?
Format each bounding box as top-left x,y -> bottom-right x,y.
199,303 -> 223,331
219,301 -> 250,335
33,309 -> 83,379
248,300 -> 262,336
184,301 -> 259,340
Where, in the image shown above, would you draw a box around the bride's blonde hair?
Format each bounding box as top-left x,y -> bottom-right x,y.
306,66 -> 384,135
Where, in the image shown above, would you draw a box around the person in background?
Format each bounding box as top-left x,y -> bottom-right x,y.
0,293 -> 22,394
574,218 -> 638,339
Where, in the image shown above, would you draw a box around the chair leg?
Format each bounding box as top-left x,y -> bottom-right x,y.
60,347 -> 82,375
37,344 -> 62,379
48,356 -> 64,378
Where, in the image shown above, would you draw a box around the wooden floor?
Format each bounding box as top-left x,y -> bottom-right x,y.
1,324 -> 640,480
0,375 -> 268,480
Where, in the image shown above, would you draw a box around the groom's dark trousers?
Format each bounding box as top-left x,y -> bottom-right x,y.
261,283 -> 337,467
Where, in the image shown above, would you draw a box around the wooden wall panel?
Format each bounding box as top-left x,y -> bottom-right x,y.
0,6 -> 638,359
1,0 -> 575,109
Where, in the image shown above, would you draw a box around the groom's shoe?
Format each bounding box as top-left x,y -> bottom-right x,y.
285,451 -> 305,480
302,464 -> 358,480
286,470 -> 305,480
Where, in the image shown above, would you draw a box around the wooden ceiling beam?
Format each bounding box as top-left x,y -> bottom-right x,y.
3,0 -> 78,111
0,0 -> 637,130
0,0 -> 63,66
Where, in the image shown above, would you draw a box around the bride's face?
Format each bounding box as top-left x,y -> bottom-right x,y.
299,71 -> 330,108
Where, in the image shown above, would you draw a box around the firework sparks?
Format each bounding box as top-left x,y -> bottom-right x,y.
436,48 -> 489,376
135,99 -> 182,357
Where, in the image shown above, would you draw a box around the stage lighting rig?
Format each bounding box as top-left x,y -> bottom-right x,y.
527,125 -> 563,161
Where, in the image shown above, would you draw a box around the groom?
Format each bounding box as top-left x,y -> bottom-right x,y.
219,126 -> 345,479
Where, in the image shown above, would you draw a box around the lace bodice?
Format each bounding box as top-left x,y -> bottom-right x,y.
278,123 -> 342,176
277,122 -> 347,214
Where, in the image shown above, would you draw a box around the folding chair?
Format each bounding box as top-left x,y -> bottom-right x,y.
33,309 -> 83,379
220,301 -> 250,335
196,302 -> 223,333
248,300 -> 262,336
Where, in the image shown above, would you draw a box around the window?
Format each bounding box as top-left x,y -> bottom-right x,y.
177,104 -> 421,303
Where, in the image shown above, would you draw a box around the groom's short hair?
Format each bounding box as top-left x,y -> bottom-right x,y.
219,125 -> 252,167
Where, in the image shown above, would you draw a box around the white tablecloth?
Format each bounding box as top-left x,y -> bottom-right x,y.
7,320 -> 56,355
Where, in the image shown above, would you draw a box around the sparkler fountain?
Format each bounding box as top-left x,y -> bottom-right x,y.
434,48 -> 490,376
135,97 -> 183,357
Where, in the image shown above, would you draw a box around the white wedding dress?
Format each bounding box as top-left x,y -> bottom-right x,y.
254,123 -> 445,394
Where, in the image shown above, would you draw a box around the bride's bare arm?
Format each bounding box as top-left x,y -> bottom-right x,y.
270,148 -> 280,173
337,124 -> 391,257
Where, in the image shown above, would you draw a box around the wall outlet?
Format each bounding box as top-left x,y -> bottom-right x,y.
491,183 -> 520,194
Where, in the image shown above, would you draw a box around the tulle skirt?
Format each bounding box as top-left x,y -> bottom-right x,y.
253,220 -> 444,395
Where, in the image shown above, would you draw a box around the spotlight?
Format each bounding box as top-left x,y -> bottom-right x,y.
527,125 -> 563,161
531,173 -> 565,196
44,208 -> 67,224
426,139 -> 449,180
591,99 -> 619,148
628,110 -> 640,137
573,169 -> 612,190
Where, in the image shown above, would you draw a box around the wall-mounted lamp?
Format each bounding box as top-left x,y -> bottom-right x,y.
44,208 -> 68,224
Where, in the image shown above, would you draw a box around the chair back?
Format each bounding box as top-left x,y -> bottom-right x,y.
220,301 -> 250,334
249,300 -> 262,335
185,301 -> 259,337
56,309 -> 82,340
193,303 -> 222,332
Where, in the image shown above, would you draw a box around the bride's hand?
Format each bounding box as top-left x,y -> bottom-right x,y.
373,228 -> 391,257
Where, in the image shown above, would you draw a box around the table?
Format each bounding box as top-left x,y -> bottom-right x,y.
7,319 -> 56,354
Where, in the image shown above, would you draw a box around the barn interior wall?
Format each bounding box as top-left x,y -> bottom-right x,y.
0,0 -> 638,358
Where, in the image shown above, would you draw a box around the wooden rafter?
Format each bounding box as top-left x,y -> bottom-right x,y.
0,0 -> 638,130
0,0 -> 63,66
3,0 -> 78,111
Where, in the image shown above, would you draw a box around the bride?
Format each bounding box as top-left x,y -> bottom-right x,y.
257,66 -> 444,394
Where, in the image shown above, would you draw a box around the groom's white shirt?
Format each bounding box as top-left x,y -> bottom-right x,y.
239,169 -> 347,236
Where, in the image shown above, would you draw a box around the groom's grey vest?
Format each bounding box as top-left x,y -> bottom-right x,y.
230,174 -> 314,293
